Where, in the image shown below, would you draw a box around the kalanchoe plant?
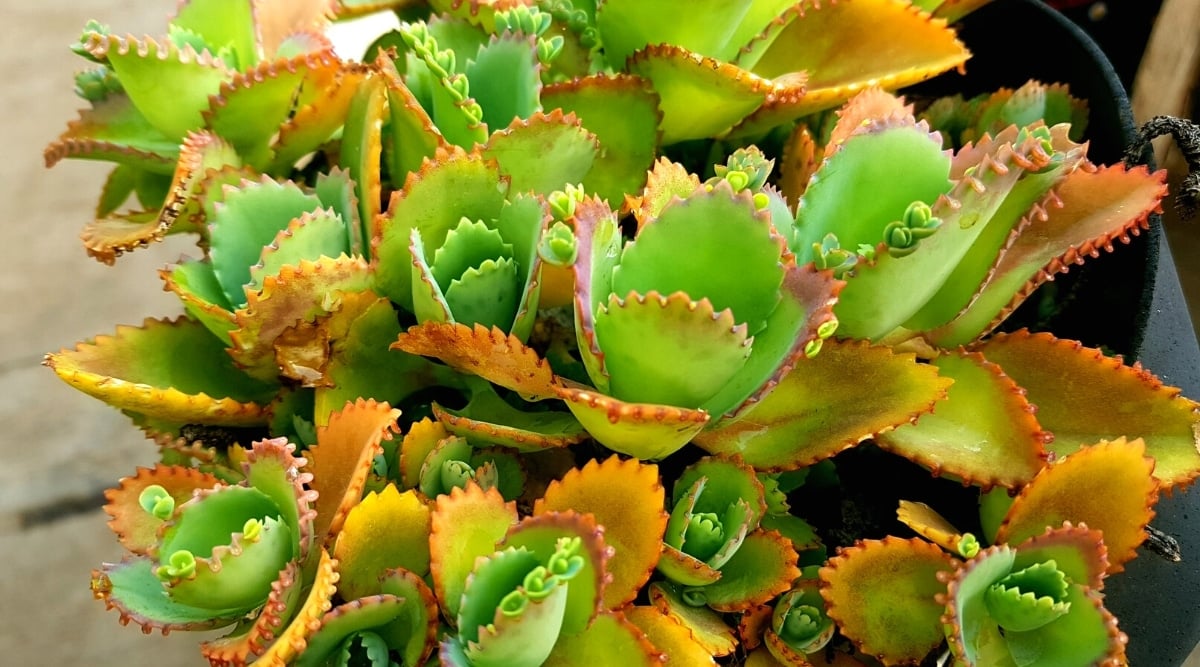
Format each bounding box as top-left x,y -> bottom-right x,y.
43,0 -> 1200,665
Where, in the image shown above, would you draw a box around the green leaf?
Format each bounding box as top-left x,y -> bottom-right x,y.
615,183 -> 784,335
493,193 -> 546,340
595,0 -> 755,65
701,530 -> 798,612
82,33 -> 232,140
162,516 -> 293,611
379,56 -> 446,182
543,612 -> 660,666
540,75 -> 661,206
294,596 -> 408,667
92,558 -> 244,632
340,75 -> 386,259
207,177 -> 324,307
314,168 -> 364,255
249,208 -> 349,292
45,92 -> 179,173
831,128 -> 1033,340
594,292 -> 751,409
163,258 -> 237,345
431,218 -> 513,291
375,149 -> 509,310
499,513 -> 609,636
484,112 -> 599,195
627,45 -> 769,144
946,546 -> 1017,666
242,439 -> 315,562
466,34 -> 542,130
999,586 -> 1120,667
794,124 -> 951,264
315,296 -> 449,423
170,0 -> 258,69
435,382 -> 587,452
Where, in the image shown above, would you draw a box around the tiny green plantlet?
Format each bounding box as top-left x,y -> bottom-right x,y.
43,0 -> 1200,664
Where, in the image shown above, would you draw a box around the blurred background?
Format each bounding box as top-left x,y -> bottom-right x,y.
0,1 -> 1195,665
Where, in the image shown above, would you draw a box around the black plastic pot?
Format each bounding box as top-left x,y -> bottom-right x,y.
922,1 -> 1200,664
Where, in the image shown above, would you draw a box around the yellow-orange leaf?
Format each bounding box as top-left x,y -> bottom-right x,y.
536,456 -> 667,609
306,399 -> 401,543
996,438 -> 1157,573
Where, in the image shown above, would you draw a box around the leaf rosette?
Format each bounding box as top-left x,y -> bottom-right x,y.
91,437 -> 317,634
563,150 -> 841,458
943,531 -> 1125,667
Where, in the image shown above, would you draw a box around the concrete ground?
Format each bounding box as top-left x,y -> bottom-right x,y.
2,2 -> 1197,666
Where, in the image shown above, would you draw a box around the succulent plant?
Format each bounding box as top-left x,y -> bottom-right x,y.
43,0 -> 1200,664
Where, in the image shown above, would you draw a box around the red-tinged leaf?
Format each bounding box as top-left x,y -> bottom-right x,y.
1011,524 -> 1109,592
228,255 -> 374,382
44,92 -> 178,172
825,89 -> 917,158
739,603 -> 774,652
306,399 -> 401,543
696,339 -> 950,471
429,483 -> 518,621
627,158 -> 702,230
976,330 -> 1200,489
875,349 -> 1050,489
392,322 -> 560,400
535,457 -> 668,609
103,465 -> 222,555
204,49 -> 343,167
500,511 -> 611,635
200,562 -> 304,666
45,317 -> 277,426
252,0 -> 336,57
90,558 -> 246,634
778,124 -> 818,209
928,165 -> 1166,346
703,529 -> 799,612
269,63 -> 371,172
253,550 -> 341,666
997,438 -> 1157,574
819,537 -> 957,665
